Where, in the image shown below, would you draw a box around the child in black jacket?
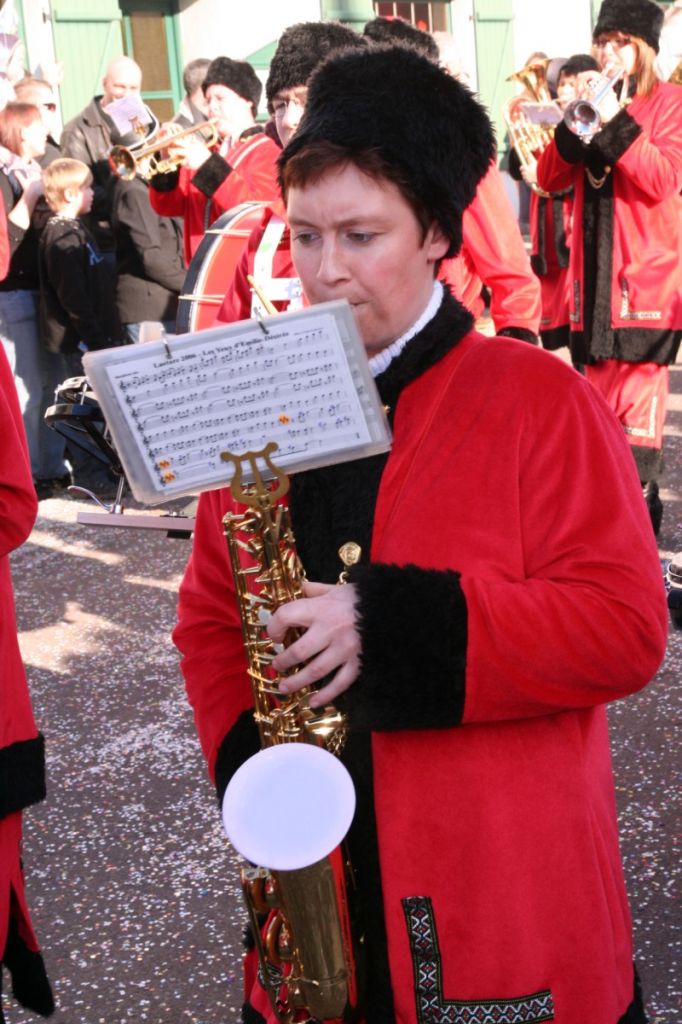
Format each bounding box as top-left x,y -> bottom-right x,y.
39,158 -> 123,494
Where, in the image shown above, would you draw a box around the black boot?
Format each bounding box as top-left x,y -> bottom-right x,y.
642,480 -> 663,536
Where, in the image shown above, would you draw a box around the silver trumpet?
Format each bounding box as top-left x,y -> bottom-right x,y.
564,67 -> 625,142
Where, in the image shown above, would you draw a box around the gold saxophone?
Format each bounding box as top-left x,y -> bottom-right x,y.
220,442 -> 362,1023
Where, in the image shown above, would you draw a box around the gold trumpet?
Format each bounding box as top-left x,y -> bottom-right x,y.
108,119 -> 219,181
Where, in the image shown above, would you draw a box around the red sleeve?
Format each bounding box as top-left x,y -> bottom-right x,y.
459,162 -> 541,334
617,89 -> 682,201
0,346 -> 37,557
209,136 -> 280,216
173,487 -> 254,781
148,167 -> 192,218
536,138 -> 577,195
462,361 -> 668,724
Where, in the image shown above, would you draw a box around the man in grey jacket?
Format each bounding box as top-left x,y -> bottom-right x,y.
60,55 -> 142,258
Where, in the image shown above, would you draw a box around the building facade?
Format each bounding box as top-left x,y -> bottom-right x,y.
12,0 -> 674,155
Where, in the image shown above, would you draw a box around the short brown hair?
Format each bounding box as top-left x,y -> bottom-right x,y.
0,102 -> 41,156
42,158 -> 93,211
280,140 -> 433,244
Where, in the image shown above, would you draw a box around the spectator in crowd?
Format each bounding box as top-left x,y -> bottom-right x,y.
13,77 -> 60,163
39,158 -> 123,495
108,112 -> 185,341
149,56 -> 280,265
537,0 -> 682,533
0,101 -> 69,499
60,55 -> 143,260
0,292 -> 53,1017
174,58 -> 210,128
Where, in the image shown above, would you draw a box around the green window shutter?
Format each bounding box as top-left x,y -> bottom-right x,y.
52,2 -> 123,123
473,0 -> 515,164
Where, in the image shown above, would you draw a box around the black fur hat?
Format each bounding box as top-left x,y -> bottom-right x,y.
593,0 -> 664,52
279,44 -> 495,259
266,21 -> 362,112
202,57 -> 262,113
363,16 -> 439,61
560,53 -> 600,77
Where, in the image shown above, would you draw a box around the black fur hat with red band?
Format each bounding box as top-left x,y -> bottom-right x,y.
593,0 -> 664,52
278,42 -> 495,259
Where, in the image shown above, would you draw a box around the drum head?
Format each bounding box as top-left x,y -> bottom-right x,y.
176,202 -> 268,334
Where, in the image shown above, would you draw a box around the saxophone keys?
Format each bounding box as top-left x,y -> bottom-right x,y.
337,541 -> 362,583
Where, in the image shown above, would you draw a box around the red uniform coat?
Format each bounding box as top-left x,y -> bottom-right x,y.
0,344 -> 52,1015
174,296 -> 666,1023
537,81 -> 682,362
149,130 -> 280,265
440,162 -> 541,339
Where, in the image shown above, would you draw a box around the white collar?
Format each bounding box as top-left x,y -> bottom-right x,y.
368,280 -> 444,378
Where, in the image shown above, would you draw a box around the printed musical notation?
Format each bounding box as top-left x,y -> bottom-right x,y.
83,302 -> 391,504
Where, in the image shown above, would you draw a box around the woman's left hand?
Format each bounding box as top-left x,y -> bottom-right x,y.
268,581 -> 361,707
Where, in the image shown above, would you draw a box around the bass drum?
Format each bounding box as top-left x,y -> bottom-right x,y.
176,201 -> 268,334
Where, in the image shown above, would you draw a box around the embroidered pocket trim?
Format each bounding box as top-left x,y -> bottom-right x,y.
403,896 -> 555,1024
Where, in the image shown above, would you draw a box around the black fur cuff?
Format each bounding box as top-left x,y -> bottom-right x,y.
149,169 -> 179,192
214,711 -> 261,805
554,120 -> 587,164
192,153 -> 232,197
0,735 -> 46,821
347,563 -> 467,732
498,326 -> 539,345
590,108 -> 641,167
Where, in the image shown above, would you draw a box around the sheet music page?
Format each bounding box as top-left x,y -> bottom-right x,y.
84,301 -> 391,505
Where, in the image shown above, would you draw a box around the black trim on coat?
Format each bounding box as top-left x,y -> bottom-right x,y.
192,153 -> 232,198
214,710 -> 261,805
0,736 -> 46,821
590,108 -> 642,168
148,169 -> 180,193
347,563 -> 467,732
540,324 -> 570,351
498,326 -> 539,346
553,195 -> 570,269
241,1002 -> 266,1023
617,968 -> 647,1024
632,444 -> 664,482
1,917 -> 54,1017
554,120 -> 588,164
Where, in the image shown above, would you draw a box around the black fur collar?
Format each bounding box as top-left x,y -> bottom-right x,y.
373,287 -> 473,417
289,289 -> 473,583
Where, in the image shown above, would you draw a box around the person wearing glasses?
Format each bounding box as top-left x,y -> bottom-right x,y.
537,0 -> 682,535
13,77 -> 60,164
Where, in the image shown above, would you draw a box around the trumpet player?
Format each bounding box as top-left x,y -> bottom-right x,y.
148,57 -> 280,265
537,0 -> 682,534
175,42 -> 667,1024
510,54 -> 599,351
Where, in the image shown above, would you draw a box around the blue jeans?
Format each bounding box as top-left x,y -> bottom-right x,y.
0,289 -> 68,480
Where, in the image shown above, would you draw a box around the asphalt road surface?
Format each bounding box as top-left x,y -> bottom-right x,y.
2,359 -> 681,1024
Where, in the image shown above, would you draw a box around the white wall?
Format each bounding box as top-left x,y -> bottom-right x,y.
512,0 -> 594,67
178,0 -> 323,63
